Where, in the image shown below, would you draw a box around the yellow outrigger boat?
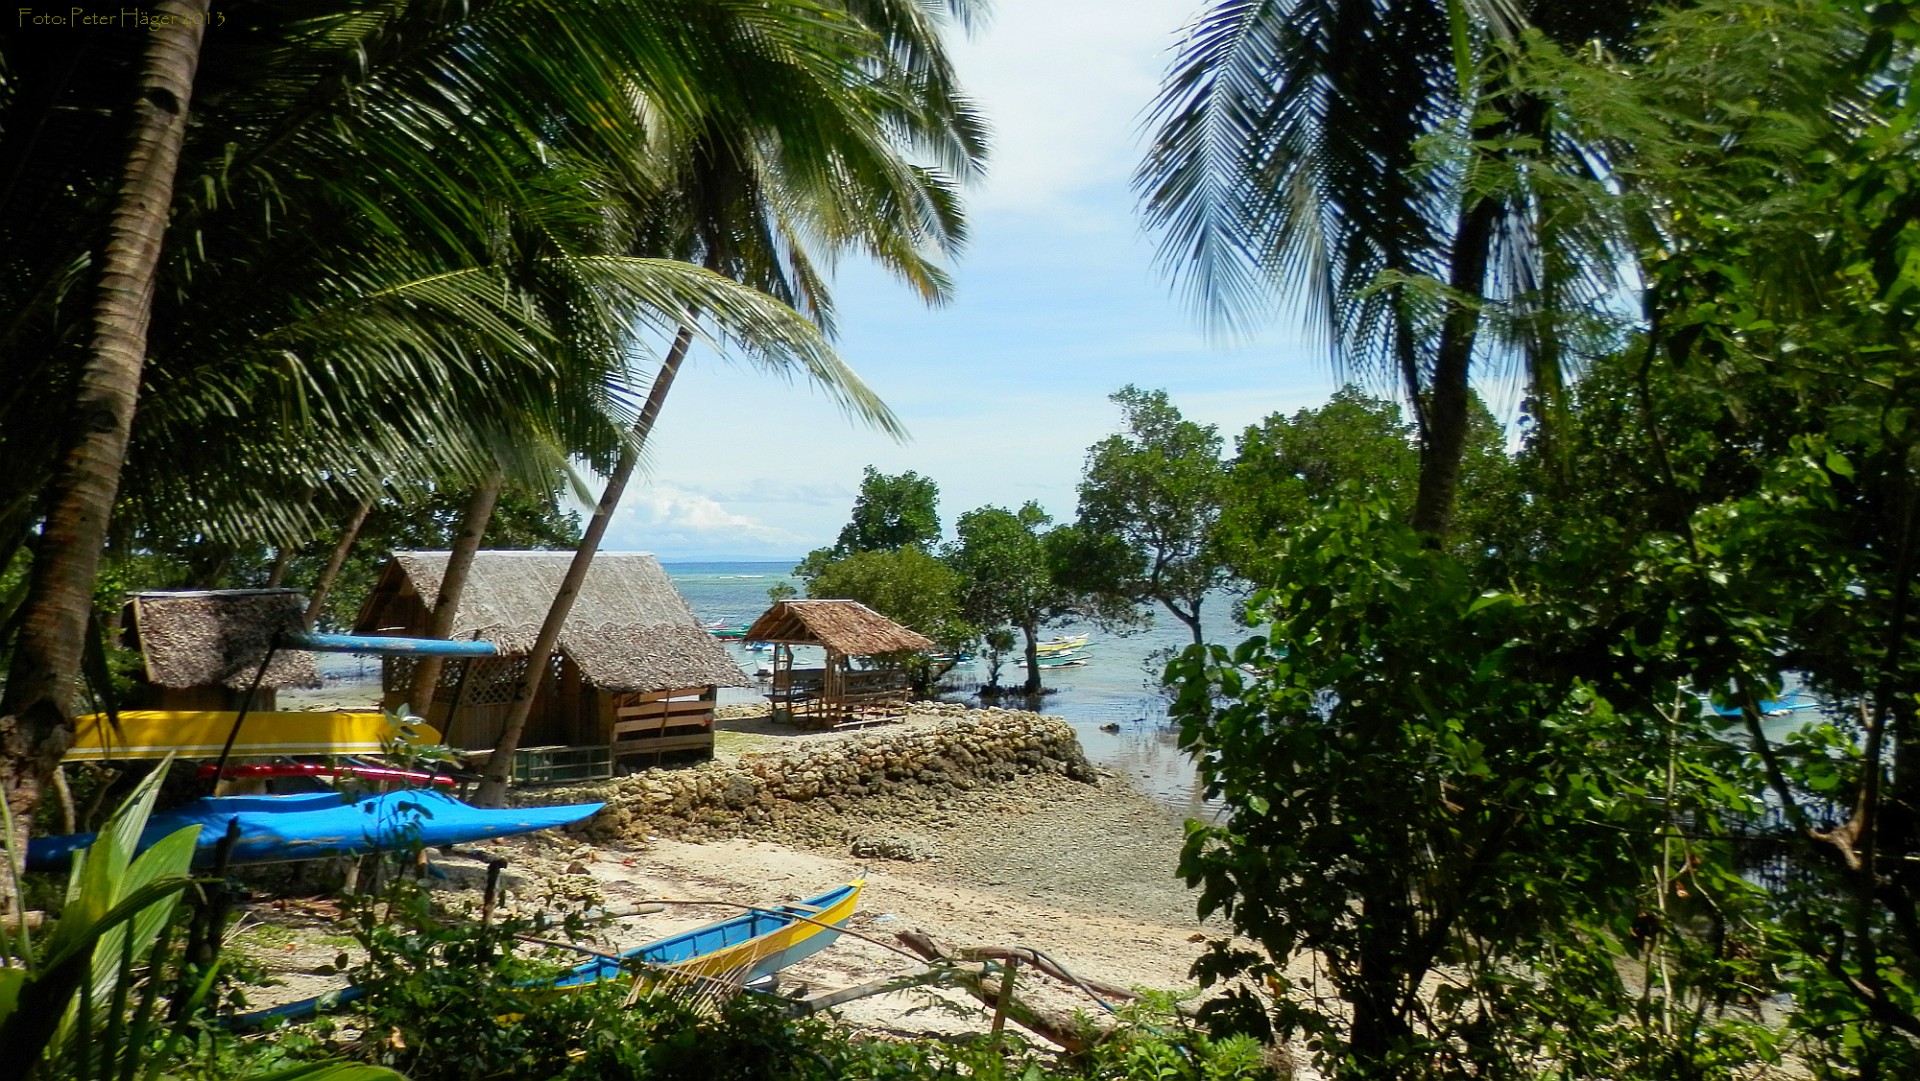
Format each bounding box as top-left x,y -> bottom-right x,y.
1034,634 -> 1089,655
64,710 -> 442,763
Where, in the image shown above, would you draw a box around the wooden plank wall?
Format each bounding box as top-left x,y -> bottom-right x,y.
610,686 -> 716,758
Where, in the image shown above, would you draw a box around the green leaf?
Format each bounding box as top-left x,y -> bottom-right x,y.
0,969 -> 23,1026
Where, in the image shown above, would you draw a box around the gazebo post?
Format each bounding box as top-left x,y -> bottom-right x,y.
775,643 -> 793,721
825,648 -> 844,726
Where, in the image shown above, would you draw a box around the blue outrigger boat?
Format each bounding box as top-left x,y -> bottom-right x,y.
25,788 -> 604,872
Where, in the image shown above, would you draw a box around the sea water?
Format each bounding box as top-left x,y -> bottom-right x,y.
666,560 -> 1248,818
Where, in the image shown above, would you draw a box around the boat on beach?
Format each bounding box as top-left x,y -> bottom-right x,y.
233,878 -> 863,1027
193,761 -> 465,787
64,709 -> 443,762
554,878 -> 863,989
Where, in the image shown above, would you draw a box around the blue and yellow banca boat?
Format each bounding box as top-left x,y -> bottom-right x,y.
554,879 -> 864,989
63,710 -> 442,762
231,879 -> 862,1029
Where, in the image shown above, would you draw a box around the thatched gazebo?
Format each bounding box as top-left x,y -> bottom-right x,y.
743,600 -> 933,728
355,551 -> 749,761
122,589 -> 319,711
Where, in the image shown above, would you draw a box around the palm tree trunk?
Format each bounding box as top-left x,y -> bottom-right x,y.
1021,620 -> 1041,696
475,326 -> 697,805
265,547 -> 294,588
305,498 -> 373,629
1409,194 -> 1499,539
407,471 -> 504,711
0,0 -> 208,865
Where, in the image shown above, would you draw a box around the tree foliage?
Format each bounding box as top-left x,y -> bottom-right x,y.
835,468 -> 943,555
795,466 -> 943,581
1069,387 -> 1230,643
1166,1 -> 1920,1075
1171,501 -> 1770,1079
1218,387 -> 1419,585
950,502 -> 1072,694
1138,0 -> 1656,536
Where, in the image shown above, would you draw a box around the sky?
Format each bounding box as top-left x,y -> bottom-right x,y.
600,0 -> 1344,562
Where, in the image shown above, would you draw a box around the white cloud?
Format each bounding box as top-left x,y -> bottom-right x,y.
602,483 -> 805,556
952,0 -> 1203,214
700,478 -> 856,506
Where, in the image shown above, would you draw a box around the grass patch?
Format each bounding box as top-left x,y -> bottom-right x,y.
713,730 -> 778,754
233,923 -> 297,950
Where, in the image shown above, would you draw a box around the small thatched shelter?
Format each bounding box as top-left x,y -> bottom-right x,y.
122,590 -> 319,711
743,600 -> 933,728
355,551 -> 748,760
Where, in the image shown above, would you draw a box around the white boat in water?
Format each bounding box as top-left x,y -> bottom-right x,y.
1015,650 -> 1089,668
1035,634 -> 1089,654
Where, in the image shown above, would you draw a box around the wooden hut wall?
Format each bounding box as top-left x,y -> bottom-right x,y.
358,562 -> 431,636
378,651 -> 583,751
608,685 -> 716,758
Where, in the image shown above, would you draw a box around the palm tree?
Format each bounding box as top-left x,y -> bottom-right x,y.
473,0 -> 987,804
0,0 -> 955,828
1137,0 -> 1656,538
0,1 -> 210,853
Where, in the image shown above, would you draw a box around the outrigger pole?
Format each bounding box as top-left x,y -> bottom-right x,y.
207,632 -> 499,789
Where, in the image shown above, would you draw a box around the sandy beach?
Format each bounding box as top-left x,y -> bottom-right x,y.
233,713 -> 1241,1050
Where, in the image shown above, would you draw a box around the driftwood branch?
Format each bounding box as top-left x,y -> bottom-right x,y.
896,931 -> 1113,1052
788,969 -> 956,1015
944,944 -> 1139,1005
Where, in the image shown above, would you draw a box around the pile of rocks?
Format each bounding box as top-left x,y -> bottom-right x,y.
544,707 -> 1096,847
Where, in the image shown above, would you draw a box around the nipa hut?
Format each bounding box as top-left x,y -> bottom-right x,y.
121,589 -> 319,711
354,551 -> 748,763
743,599 -> 933,728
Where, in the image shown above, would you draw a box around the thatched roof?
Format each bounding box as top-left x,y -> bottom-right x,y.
744,600 -> 934,655
361,551 -> 749,692
128,590 -> 320,690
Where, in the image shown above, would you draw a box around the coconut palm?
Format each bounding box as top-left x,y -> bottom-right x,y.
0,1 -> 211,846
0,0 -> 939,830
471,0 -> 987,804
1137,0 -> 1657,537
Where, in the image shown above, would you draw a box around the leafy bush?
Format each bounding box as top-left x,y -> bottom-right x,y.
0,762 -> 397,1081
